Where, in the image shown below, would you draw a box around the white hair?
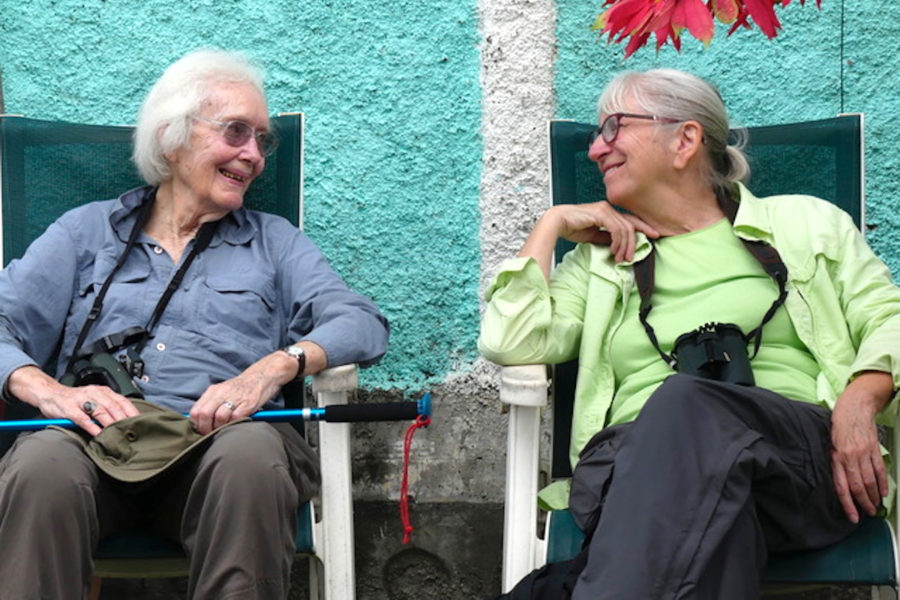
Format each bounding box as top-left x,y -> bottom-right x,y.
598,69 -> 750,197
132,49 -> 266,185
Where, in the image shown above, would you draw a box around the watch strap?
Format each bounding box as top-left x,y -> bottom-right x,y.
281,345 -> 306,381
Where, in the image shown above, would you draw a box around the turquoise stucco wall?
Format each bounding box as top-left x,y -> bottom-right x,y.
0,0 -> 483,390
556,0 -> 900,274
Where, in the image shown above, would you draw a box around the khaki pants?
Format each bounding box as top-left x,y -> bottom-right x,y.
0,421 -> 319,600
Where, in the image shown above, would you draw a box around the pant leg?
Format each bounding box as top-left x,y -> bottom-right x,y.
692,489 -> 765,600
572,374 -> 856,600
0,429 -> 104,600
149,422 -> 317,600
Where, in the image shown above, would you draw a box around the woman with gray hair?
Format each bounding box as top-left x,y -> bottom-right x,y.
481,68 -> 900,598
0,49 -> 388,599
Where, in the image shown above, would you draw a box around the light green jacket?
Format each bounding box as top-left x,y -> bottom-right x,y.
479,185 -> 900,508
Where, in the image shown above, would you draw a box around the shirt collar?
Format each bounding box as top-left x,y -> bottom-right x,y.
109,185 -> 257,247
730,182 -> 774,243
614,232 -> 653,269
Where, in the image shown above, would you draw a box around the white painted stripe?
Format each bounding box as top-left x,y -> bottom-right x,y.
477,0 -> 557,293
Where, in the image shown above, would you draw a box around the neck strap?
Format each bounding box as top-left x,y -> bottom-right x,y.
69,190 -> 219,365
633,194 -> 788,368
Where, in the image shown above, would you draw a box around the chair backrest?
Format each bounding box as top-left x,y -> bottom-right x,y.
0,113 -> 305,445
548,115 -> 865,479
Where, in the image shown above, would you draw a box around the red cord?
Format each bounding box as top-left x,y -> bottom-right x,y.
399,414 -> 431,544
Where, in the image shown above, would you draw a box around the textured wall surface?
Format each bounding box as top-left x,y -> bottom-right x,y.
0,0 -> 483,391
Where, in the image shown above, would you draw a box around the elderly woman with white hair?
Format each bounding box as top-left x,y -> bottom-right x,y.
481,69 -> 900,598
0,49 -> 388,599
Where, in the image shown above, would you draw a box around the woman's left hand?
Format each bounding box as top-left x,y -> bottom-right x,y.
189,368 -> 280,434
830,371 -> 893,523
189,341 -> 328,434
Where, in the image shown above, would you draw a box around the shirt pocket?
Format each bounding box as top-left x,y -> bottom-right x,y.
67,254 -> 153,344
193,271 -> 279,350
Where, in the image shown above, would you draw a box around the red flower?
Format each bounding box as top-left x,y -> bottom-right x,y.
593,0 -> 822,57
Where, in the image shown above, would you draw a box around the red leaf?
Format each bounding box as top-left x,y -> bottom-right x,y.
743,0 -> 782,38
672,0 -> 715,44
711,0 -> 740,23
624,31 -> 652,57
654,22 -> 680,51
602,0 -> 654,36
645,0 -> 678,32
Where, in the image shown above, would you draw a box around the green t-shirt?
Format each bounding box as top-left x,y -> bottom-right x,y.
609,218 -> 820,425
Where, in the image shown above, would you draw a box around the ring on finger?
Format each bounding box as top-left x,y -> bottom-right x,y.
82,401 -> 96,415
222,401 -> 236,411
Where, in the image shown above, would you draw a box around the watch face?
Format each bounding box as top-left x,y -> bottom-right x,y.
283,345 -> 305,380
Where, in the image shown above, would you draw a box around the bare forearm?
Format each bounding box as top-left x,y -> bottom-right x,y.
257,340 -> 328,385
836,371 -> 893,416
518,210 -> 563,281
7,365 -> 63,409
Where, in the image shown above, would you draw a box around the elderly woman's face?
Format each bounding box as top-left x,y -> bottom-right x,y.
588,98 -> 676,209
169,81 -> 269,213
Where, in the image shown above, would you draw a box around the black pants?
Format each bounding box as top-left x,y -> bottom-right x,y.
571,374 -> 858,600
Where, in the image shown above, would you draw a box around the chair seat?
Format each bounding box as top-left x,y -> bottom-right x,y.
93,501 -> 315,578
547,509 -> 897,585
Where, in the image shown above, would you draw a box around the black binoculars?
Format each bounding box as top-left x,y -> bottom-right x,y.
60,351 -> 143,399
672,322 -> 755,386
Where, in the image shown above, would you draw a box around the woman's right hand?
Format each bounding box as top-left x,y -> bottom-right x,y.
519,202 -> 660,280
551,202 -> 660,263
7,365 -> 140,436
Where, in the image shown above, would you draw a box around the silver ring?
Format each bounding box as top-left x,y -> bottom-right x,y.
82,401 -> 96,415
223,401 -> 236,411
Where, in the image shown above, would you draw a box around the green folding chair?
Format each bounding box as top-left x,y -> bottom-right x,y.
0,113 -> 359,600
497,115 -> 900,597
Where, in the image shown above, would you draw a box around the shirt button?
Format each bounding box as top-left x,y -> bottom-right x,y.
156,342 -> 166,351
153,246 -> 164,254
141,375 -> 150,383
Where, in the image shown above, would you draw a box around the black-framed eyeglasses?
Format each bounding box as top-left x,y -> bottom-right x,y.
588,112 -> 683,147
193,116 -> 279,156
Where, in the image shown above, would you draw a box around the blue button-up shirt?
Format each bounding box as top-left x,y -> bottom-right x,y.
0,186 -> 389,413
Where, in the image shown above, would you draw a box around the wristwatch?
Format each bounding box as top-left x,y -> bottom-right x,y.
280,344 -> 306,381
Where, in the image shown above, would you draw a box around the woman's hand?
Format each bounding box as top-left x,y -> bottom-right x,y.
830,371 -> 893,523
552,202 -> 660,263
519,202 -> 660,280
7,365 -> 140,436
189,341 -> 327,434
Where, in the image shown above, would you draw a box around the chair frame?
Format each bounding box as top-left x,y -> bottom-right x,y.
497,116 -> 900,598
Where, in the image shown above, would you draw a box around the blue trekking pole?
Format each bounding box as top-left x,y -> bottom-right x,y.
0,394 -> 432,431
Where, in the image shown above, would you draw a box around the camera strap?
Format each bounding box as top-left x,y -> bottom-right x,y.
68,189 -> 219,368
633,195 -> 788,368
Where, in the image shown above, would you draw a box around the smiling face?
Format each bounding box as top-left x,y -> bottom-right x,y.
167,81 -> 269,216
587,101 -> 678,212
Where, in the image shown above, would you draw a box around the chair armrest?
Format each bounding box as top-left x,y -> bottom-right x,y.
311,363 -> 359,396
500,364 -> 550,408
500,364 -> 549,592
311,363 -> 359,600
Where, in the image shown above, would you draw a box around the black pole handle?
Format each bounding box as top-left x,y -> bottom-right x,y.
324,401 -> 419,423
